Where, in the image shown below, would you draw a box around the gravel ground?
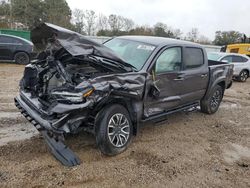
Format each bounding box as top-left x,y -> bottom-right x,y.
0,63 -> 249,188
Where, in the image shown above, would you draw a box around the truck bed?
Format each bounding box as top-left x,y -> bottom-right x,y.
206,60 -> 234,95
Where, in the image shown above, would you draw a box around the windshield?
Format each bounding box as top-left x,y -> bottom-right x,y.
104,38 -> 155,70
207,53 -> 224,61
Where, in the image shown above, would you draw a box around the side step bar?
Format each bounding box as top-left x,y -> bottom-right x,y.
15,98 -> 81,167
142,102 -> 199,123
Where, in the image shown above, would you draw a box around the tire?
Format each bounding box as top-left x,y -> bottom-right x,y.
14,52 -> 30,65
200,85 -> 223,114
95,104 -> 133,156
238,70 -> 249,82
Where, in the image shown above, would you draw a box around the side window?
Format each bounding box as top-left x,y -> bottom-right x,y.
10,38 -> 21,44
0,36 -> 12,43
185,47 -> 204,69
155,47 -> 182,74
222,56 -> 233,63
232,56 -> 246,63
242,57 -> 249,62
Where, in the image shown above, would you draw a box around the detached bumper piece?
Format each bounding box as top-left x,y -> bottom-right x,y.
14,97 -> 81,167
41,131 -> 81,166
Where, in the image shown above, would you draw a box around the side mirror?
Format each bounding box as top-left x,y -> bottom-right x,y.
150,82 -> 160,99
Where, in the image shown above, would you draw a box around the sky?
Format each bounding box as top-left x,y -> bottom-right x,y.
66,0 -> 249,40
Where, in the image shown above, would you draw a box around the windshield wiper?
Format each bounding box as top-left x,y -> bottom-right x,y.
90,56 -> 137,72
102,58 -> 137,72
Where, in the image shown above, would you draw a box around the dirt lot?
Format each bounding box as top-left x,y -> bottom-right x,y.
0,63 -> 250,188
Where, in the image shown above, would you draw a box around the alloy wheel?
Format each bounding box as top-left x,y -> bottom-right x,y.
240,71 -> 248,82
210,90 -> 221,109
107,113 -> 130,147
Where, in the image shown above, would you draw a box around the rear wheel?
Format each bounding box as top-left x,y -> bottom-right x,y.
95,104 -> 133,156
200,85 -> 223,114
14,52 -> 30,65
238,70 -> 248,82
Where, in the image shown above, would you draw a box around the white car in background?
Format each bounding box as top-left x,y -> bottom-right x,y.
208,52 -> 250,82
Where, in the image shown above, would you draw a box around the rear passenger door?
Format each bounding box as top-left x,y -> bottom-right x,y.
178,47 -> 209,105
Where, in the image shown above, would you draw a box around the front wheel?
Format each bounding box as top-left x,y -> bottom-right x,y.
14,52 -> 30,65
95,104 -> 133,156
200,85 -> 223,114
238,70 -> 249,82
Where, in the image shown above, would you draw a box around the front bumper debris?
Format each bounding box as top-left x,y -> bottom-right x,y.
40,130 -> 81,166
14,94 -> 82,166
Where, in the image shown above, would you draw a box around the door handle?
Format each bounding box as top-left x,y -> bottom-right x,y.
201,74 -> 208,78
174,76 -> 184,81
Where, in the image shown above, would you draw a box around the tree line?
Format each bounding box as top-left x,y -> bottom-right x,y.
0,0 -> 248,45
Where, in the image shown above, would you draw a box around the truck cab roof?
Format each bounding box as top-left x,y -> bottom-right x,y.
116,35 -> 202,48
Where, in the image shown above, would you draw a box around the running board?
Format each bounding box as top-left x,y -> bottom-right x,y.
142,102 -> 199,123
41,131 -> 81,167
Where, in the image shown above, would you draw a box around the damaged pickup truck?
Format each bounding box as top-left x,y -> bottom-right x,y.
15,23 -> 234,166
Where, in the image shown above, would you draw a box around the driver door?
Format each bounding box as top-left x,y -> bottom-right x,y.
144,46 -> 185,117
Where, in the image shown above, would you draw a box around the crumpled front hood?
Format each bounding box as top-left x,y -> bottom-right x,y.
31,23 -> 125,63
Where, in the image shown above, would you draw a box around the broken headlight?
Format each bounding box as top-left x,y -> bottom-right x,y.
51,88 -> 94,103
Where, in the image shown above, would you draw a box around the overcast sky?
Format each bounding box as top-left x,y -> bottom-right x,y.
67,0 -> 249,39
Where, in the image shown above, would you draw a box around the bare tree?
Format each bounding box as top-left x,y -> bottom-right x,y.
108,14 -> 116,31
97,13 -> 109,31
108,14 -> 124,32
172,29 -> 182,39
129,25 -> 154,36
123,18 -> 134,31
153,22 -> 174,37
187,28 -> 199,42
84,10 -> 97,35
198,35 -> 211,44
73,8 -> 85,34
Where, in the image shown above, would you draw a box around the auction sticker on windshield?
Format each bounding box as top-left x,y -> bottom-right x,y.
137,44 -> 155,51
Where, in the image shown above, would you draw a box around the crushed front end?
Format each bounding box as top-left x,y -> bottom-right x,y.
14,23 -> 139,166
14,54 -> 100,166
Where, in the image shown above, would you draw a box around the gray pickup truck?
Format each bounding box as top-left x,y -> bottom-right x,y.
15,23 -> 233,166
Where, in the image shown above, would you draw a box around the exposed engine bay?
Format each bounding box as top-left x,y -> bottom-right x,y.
21,48 -> 121,105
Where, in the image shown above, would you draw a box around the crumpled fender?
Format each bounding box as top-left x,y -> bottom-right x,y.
76,72 -> 147,100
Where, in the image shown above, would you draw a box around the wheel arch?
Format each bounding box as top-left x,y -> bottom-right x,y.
93,97 -> 141,136
217,80 -> 226,91
14,50 -> 30,57
203,78 -> 226,101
